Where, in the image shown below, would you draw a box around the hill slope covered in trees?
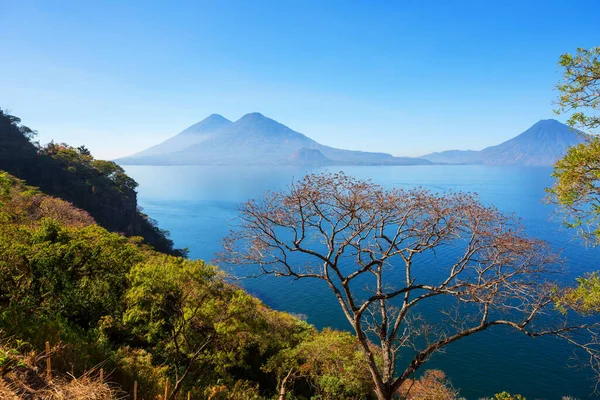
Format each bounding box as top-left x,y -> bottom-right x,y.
0,109 -> 181,255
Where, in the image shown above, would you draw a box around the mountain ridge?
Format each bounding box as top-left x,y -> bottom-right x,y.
420,119 -> 586,165
116,116 -> 584,167
116,113 -> 431,166
126,114 -> 233,158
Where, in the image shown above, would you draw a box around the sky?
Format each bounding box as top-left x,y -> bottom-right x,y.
1,0 -> 599,160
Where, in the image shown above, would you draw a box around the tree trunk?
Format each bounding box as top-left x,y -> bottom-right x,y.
374,385 -> 393,400
278,368 -> 293,400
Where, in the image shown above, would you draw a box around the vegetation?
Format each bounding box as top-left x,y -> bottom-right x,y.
0,109 -> 391,399
549,47 -> 600,319
0,338 -> 117,399
550,46 -> 600,246
221,172 -> 595,400
549,137 -> 600,245
0,108 -> 181,255
555,46 -> 600,133
1,110 -> 593,398
0,168 -> 382,399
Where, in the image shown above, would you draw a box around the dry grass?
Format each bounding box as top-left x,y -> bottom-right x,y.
0,341 -> 120,400
1,373 -> 119,400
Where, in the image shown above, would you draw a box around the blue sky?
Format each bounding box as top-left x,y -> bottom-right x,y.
1,0 -> 599,159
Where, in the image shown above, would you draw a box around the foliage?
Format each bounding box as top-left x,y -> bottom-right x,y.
492,393 -> 526,400
551,47 -> 600,317
264,328 -> 375,399
550,46 -> 600,245
555,47 -> 600,132
124,255 -> 228,397
556,272 -> 600,315
0,219 -> 143,330
0,171 -> 94,227
397,370 -> 459,400
0,339 -> 28,376
0,170 -> 376,399
204,380 -> 261,400
0,108 -> 182,255
111,346 -> 168,400
548,137 -> 600,245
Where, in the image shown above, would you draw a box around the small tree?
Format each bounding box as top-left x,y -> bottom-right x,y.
124,255 -> 223,399
221,172 -> 593,400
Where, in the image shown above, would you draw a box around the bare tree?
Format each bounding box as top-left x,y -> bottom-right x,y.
220,172 -> 594,400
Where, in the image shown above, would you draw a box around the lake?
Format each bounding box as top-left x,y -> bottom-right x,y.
124,164 -> 599,399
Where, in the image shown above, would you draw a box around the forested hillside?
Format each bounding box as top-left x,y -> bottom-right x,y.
0,109 -> 180,255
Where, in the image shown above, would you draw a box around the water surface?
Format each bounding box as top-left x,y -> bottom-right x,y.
124,165 -> 599,399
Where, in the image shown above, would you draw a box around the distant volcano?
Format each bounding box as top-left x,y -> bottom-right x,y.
115,112 -> 430,166
122,114 -> 233,158
420,119 -> 586,166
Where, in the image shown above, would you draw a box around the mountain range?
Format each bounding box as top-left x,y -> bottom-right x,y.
115,115 -> 585,167
419,119 -> 586,165
115,113 -> 431,166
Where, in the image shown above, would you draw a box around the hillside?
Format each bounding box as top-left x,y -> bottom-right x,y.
0,169 -> 387,399
0,109 -> 181,255
116,112 -> 431,166
420,119 -> 586,165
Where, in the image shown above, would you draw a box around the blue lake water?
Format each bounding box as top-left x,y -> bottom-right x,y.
124,165 -> 600,399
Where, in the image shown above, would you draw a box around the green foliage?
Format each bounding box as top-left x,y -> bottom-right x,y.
264,328 -> 375,399
550,46 -> 600,245
0,172 -> 374,398
0,108 -> 181,255
0,340 -> 28,375
548,137 -> 600,245
111,346 -> 169,400
493,392 -> 526,400
123,255 -> 225,395
551,47 -> 600,316
557,272 -> 600,315
555,47 -> 600,132
0,219 -> 143,329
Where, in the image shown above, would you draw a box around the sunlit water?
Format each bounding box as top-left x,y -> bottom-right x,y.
124,165 -> 599,399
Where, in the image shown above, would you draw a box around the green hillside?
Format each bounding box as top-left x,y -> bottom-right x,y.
0,109 -> 181,255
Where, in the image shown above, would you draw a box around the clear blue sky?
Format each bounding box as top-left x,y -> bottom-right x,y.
1,0 -> 599,159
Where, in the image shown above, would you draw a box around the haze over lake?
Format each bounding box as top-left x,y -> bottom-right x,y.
125,164 -> 599,399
